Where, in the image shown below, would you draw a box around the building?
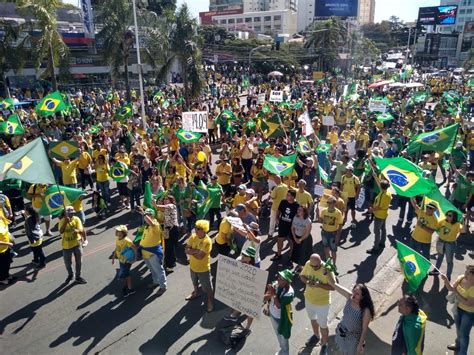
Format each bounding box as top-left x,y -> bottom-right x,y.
358,0 -> 375,24
209,0 -> 244,12
243,0 -> 297,12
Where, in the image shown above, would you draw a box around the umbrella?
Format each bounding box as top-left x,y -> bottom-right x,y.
268,71 -> 284,77
368,80 -> 393,89
388,82 -> 405,87
404,82 -> 424,88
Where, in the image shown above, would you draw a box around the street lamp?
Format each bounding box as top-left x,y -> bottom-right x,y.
132,0 -> 147,130
248,44 -> 271,69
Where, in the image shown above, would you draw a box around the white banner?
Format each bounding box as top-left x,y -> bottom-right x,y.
298,111 -> 314,136
369,100 -> 387,113
215,255 -> 268,319
269,90 -> 284,102
322,116 -> 335,126
257,93 -> 266,105
182,111 -> 208,132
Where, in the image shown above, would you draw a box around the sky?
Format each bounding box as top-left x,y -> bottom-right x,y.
65,0 -> 441,23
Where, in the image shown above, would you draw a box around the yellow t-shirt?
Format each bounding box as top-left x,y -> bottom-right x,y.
296,190 -> 313,208
320,208 -> 343,232
301,261 -> 332,305
59,216 -> 83,250
438,220 -> 461,242
216,163 -> 232,185
115,237 -> 134,264
412,210 -> 440,244
373,190 -> 392,220
92,148 -> 108,162
215,219 -> 232,245
115,153 -> 130,166
327,131 -> 339,145
270,183 -> 289,211
187,233 -> 212,273
282,170 -> 298,188
140,221 -> 163,259
341,175 -> 360,198
28,184 -> 47,209
77,151 -> 92,170
95,162 -> 110,182
232,193 -> 246,208
0,220 -> 11,254
72,197 -> 83,212
59,160 -> 79,185
456,275 -> 474,312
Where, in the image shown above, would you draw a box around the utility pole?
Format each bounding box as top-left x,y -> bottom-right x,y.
132,0 -> 147,130
248,44 -> 271,70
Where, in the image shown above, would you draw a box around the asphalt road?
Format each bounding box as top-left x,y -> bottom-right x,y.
1,155 -> 472,354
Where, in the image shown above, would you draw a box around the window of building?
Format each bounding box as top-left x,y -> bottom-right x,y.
254,17 -> 261,22
460,9 -> 465,14
467,9 -> 473,14
254,26 -> 261,31
264,24 -> 271,30
274,15 -> 281,21
274,25 -> 281,30
237,18 -> 243,23
245,17 -> 252,23
228,18 -> 235,24
264,16 -> 271,21
220,19 -> 227,24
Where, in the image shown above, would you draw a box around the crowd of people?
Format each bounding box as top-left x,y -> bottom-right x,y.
0,66 -> 473,355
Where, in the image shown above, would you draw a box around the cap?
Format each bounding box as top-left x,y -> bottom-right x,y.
238,184 -> 246,190
144,208 -> 155,216
426,202 -> 437,209
278,269 -> 293,283
115,225 -> 128,233
248,221 -> 259,231
346,165 -> 354,171
235,204 -> 246,212
246,188 -> 255,196
195,220 -> 210,233
242,246 -> 256,259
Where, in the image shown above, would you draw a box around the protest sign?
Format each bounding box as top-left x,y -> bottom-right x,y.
269,90 -> 284,103
257,93 -> 266,104
314,185 -> 325,197
182,111 -> 208,133
369,100 -> 387,113
322,116 -> 335,126
215,255 -> 268,319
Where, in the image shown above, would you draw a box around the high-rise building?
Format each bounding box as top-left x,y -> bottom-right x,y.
358,0 -> 375,24
209,0 -> 244,12
243,0 -> 297,12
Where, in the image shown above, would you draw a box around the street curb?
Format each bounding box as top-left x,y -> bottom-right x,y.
328,250 -> 403,331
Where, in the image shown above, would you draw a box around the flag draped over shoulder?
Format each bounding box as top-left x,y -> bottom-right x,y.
396,241 -> 431,292
263,154 -> 297,177
422,187 -> 462,222
49,141 -> 80,160
177,129 -> 201,143
406,124 -> 459,154
38,185 -> 84,217
35,91 -> 67,117
374,157 -> 434,197
0,138 -> 56,185
0,114 -> 25,135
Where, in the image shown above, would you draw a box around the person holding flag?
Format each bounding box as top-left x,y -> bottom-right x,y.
367,179 -> 392,255
27,183 -> 52,237
409,199 -> 440,260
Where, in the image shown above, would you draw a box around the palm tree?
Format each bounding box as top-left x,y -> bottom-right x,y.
149,4 -> 203,107
17,0 -> 68,90
305,18 -> 347,72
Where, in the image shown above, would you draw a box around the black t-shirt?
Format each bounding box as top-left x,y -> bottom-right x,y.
278,200 -> 299,235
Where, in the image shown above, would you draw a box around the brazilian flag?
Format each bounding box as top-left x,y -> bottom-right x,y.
396,241 -> 431,292
263,154 -> 297,177
374,157 -> 434,197
317,144 -> 331,154
49,141 -> 80,160
110,161 -> 129,182
296,136 -> 312,155
174,96 -> 185,107
261,114 -> 285,139
38,185 -> 84,217
291,100 -> 304,111
406,124 -> 459,155
0,98 -> 14,111
319,165 -> 331,186
161,100 -> 170,109
0,114 -> 25,135
89,125 -> 100,135
35,91 -> 67,117
376,112 -> 395,122
116,104 -> 133,122
216,109 -> 237,124
177,129 -> 201,143
196,181 -> 211,219
152,91 -> 163,101
422,187 -> 462,222
143,181 -> 153,209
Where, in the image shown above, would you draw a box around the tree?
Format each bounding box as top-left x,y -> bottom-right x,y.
305,17 -> 347,71
17,0 -> 68,90
144,0 -> 176,16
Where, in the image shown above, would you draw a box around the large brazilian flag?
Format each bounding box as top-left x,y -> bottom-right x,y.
406,124 -> 459,154
38,185 -> 84,216
35,91 -> 67,117
396,241 -> 431,292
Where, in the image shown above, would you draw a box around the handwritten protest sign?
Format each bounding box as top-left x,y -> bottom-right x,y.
182,111 -> 208,132
368,100 -> 387,113
269,90 -> 284,102
215,255 -> 268,319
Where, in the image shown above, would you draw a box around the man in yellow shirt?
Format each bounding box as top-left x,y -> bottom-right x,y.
215,157 -> 232,195
319,197 -> 343,265
27,183 -> 52,236
341,166 -> 360,228
185,220 -> 214,312
296,179 -> 314,212
299,253 -> 336,351
59,207 -> 86,284
77,146 -> 93,190
139,208 -> 167,295
52,157 -> 79,187
215,218 -> 232,256
410,200 -> 440,259
367,180 -> 392,254
268,175 -> 288,238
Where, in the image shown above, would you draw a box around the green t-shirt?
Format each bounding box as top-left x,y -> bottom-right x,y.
207,183 -> 223,208
452,173 -> 474,204
451,149 -> 466,169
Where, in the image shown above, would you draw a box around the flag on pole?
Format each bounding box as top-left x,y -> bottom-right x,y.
49,141 -> 80,160
422,187 -> 462,222
35,91 -> 67,117
116,104 -> 133,122
261,114 -> 285,138
376,112 -> 395,122
0,114 -> 25,135
396,241 -> 432,292
263,154 -> 297,177
177,129 -> 202,143
296,137 -> 312,155
406,124 -> 459,154
374,157 -> 434,197
319,165 -> 331,186
0,137 -> 56,185
37,185 -> 84,217
142,181 -> 153,209
0,98 -> 14,111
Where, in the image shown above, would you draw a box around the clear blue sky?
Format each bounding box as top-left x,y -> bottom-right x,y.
65,0 -> 441,23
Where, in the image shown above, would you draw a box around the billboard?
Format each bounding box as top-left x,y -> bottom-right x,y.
417,5 -> 458,26
314,0 -> 358,17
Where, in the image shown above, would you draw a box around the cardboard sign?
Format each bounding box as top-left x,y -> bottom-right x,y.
269,90 -> 284,103
369,100 -> 387,113
257,93 -> 266,104
215,255 -> 269,319
182,111 -> 208,132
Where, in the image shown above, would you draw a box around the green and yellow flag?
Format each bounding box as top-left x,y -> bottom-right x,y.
0,114 -> 24,135
49,141 -> 80,160
263,154 -> 297,177
35,91 -> 67,117
296,136 -> 312,155
152,91 -> 163,101
396,241 -> 432,292
0,137 -> 56,185
0,98 -> 14,111
196,181 -> 212,219
319,165 -> 331,186
406,124 -> 459,154
116,104 -> 133,122
317,143 -> 331,154
110,161 -> 130,182
374,157 -> 434,197
177,129 -> 201,143
142,181 -> 154,209
376,112 -> 395,122
422,187 -> 462,222
262,114 -> 285,139
37,185 -> 84,217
